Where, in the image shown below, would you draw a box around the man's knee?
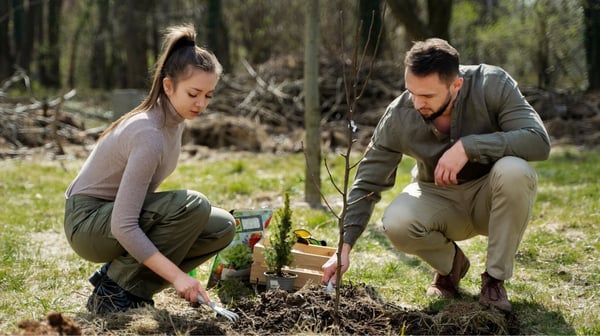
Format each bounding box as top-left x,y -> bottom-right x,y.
491,156 -> 537,189
382,206 -> 420,253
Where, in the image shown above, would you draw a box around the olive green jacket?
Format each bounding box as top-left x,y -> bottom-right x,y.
343,64 -> 550,246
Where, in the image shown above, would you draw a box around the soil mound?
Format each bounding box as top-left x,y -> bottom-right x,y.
228,283 -> 519,335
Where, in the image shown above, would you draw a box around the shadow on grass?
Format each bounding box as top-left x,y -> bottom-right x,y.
74,306 -> 230,335
424,294 -> 576,335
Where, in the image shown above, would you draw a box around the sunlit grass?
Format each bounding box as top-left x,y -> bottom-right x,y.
0,146 -> 598,334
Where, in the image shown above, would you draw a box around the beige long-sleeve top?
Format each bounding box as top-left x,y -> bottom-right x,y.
65,98 -> 185,262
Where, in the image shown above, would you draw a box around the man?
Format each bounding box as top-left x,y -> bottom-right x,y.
322,38 -> 550,312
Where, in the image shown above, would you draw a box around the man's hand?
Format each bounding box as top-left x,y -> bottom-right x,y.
434,140 -> 469,186
321,243 -> 352,284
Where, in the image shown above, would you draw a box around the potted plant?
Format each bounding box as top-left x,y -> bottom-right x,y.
220,242 -> 253,281
263,192 -> 297,291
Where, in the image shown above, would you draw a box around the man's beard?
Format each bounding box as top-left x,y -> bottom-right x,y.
422,93 -> 452,122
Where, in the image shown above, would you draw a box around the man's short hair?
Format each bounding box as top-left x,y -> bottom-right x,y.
404,38 -> 460,84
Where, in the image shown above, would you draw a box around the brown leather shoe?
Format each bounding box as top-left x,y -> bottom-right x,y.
426,243 -> 470,298
479,271 -> 512,312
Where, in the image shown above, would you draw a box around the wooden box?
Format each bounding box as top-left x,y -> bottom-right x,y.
249,239 -> 337,289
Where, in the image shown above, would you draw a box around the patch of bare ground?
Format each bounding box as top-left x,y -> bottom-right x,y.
227,283 -> 518,335
11,282 -> 519,335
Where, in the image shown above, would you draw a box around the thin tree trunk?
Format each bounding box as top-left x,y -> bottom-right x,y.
0,0 -> 13,78
304,0 -> 322,208
207,0 -> 231,72
67,3 -> 91,88
122,0 -> 151,88
358,0 -> 383,57
39,0 -> 62,88
584,0 -> 600,91
90,0 -> 109,89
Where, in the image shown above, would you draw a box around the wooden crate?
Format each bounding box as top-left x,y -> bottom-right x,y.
249,239 -> 337,289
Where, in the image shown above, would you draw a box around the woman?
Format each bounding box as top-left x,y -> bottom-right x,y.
63,24 -> 235,314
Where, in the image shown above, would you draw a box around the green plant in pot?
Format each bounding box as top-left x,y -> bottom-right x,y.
263,192 -> 297,291
220,243 -> 253,281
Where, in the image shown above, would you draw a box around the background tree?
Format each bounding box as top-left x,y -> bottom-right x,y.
206,0 -> 231,72
358,0 -> 384,57
66,2 -> 91,88
90,0 -> 110,89
120,0 -> 153,88
0,0 -> 12,78
20,0 -> 40,73
0,0 -> 591,98
584,0 -> 600,92
304,0 -> 321,208
385,0 -> 453,41
38,0 -> 62,88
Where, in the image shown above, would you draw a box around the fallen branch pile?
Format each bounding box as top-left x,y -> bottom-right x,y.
1,58 -> 598,157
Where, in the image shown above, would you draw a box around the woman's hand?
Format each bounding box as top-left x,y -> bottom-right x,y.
172,272 -> 210,303
143,252 -> 211,303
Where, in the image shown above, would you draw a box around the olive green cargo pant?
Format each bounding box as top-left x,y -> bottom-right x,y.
382,156 -> 537,280
64,190 -> 235,299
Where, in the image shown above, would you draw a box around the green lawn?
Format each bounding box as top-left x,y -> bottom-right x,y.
0,146 -> 598,334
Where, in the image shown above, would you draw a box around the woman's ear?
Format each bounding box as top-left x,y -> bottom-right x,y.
163,77 -> 173,96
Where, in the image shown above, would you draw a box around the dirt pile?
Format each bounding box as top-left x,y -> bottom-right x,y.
13,312 -> 81,335
227,283 -> 519,335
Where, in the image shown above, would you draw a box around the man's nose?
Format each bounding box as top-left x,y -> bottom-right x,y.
413,97 -> 425,109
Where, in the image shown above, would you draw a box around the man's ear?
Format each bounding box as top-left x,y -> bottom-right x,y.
453,77 -> 464,91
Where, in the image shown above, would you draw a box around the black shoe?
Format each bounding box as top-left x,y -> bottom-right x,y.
88,262 -> 111,287
86,265 -> 154,314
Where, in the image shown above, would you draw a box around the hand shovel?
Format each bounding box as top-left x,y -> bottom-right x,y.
196,295 -> 240,322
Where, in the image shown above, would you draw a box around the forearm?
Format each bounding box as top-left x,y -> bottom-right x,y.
343,188 -> 380,246
461,128 -> 550,164
143,251 -> 186,284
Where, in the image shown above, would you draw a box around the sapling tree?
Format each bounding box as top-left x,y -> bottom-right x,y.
264,192 -> 296,277
304,7 -> 385,317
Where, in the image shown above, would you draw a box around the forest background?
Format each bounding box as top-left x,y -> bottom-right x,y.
1,0 -> 598,96
1,0 -> 599,334
2,0 -> 599,203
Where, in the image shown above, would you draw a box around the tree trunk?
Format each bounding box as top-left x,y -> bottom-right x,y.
20,0 -> 40,72
90,0 -> 109,89
584,0 -> 600,92
304,0 -> 322,208
207,0 -> 231,72
358,0 -> 383,57
0,0 -> 13,78
11,0 -> 23,60
385,0 -> 452,42
67,2 -> 91,88
122,0 -> 151,88
426,0 -> 452,41
39,0 -> 62,88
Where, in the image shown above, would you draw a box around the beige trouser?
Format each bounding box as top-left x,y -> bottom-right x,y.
382,156 -> 537,280
64,190 -> 235,299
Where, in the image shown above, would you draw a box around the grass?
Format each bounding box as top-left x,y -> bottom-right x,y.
0,146 -> 598,334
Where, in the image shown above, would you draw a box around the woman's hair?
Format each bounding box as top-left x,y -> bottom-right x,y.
99,24 -> 222,139
404,38 -> 459,85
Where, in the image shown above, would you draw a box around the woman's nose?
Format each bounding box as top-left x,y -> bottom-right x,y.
195,97 -> 207,108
